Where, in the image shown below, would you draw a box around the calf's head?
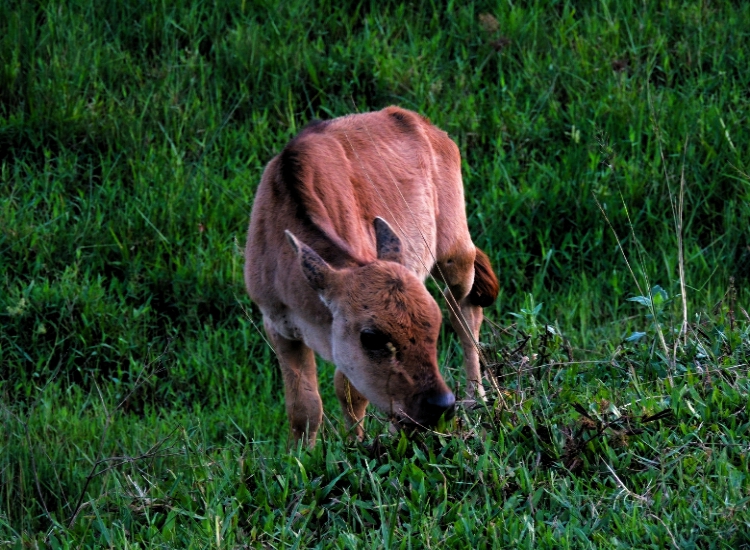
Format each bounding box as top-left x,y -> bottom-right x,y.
285,218 -> 455,427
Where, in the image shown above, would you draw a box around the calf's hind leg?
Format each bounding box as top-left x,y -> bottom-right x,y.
264,318 -> 323,446
435,247 -> 498,399
444,286 -> 485,399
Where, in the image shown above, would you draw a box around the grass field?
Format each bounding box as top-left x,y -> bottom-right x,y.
2,0 -> 750,546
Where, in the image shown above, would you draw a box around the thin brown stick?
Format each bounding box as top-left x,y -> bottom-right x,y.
67,343 -> 171,528
0,351 -> 66,526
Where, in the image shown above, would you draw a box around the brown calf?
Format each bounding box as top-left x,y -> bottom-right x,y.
245,106 -> 498,445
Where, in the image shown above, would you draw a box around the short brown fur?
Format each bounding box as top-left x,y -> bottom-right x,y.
245,106 -> 497,445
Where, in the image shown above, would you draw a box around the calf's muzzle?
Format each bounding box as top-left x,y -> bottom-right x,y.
413,387 -> 456,426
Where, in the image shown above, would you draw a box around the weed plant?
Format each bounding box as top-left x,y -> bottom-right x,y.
1,0 -> 749,546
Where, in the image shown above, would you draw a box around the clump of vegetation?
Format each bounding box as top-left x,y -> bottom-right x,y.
1,0 -> 749,546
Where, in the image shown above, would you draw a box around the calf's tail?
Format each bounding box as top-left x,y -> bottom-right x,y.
468,247 -> 499,307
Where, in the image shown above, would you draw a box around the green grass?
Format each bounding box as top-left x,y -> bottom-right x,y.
1,0 -> 750,546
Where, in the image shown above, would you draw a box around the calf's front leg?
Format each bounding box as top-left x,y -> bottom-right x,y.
264,318 -> 323,446
334,370 -> 369,440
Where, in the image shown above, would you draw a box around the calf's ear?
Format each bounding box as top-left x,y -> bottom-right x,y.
285,230 -> 334,293
374,217 -> 403,264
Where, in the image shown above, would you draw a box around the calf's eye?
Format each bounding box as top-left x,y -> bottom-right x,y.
360,328 -> 391,352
